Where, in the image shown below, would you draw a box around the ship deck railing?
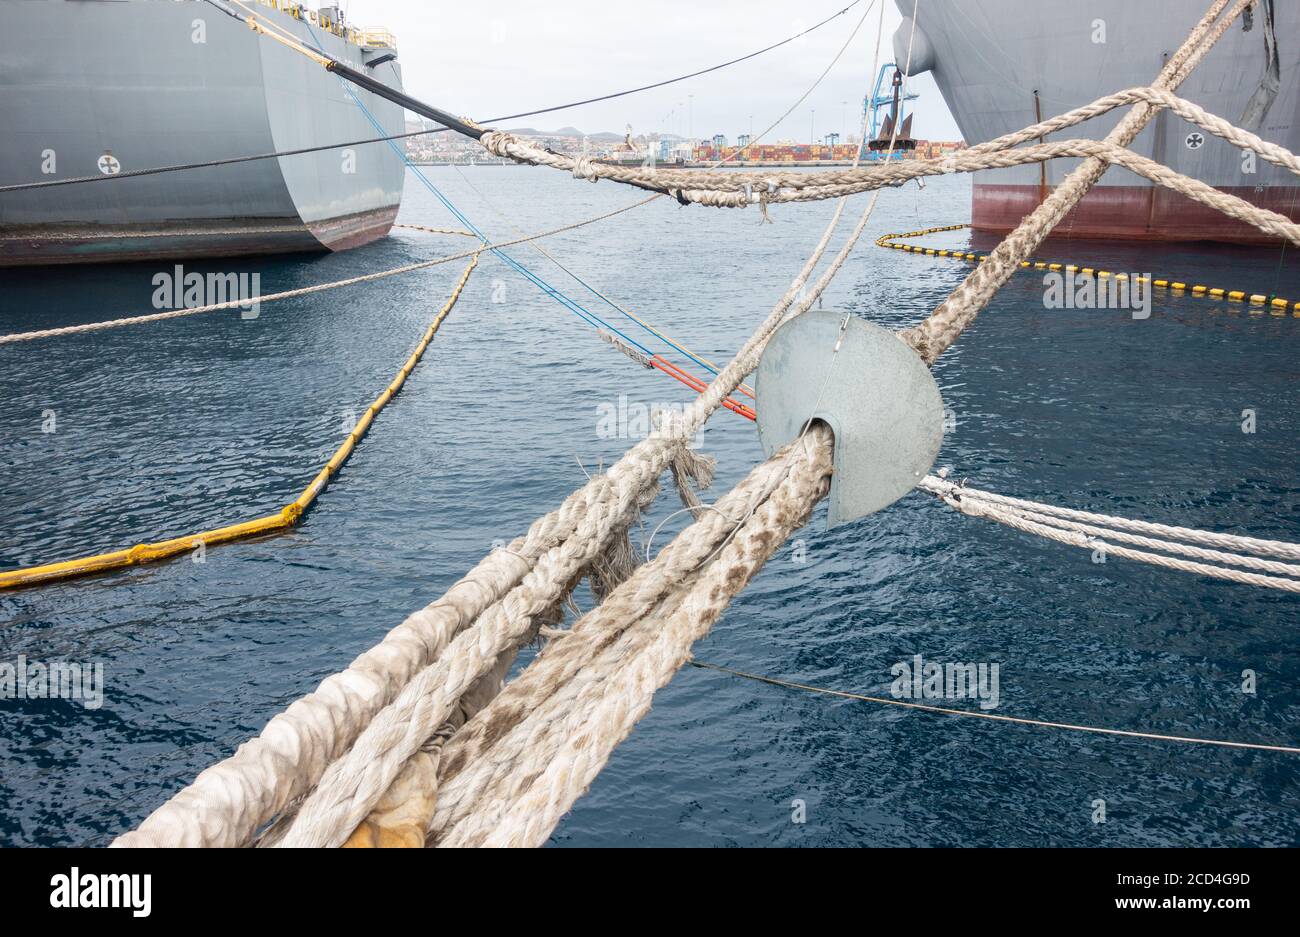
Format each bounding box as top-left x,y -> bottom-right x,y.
246,0 -> 396,48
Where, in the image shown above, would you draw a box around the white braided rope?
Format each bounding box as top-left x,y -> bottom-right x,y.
918,475 -> 1300,561
443,428 -> 834,847
112,0 -> 1272,850
1015,508 -> 1300,578
425,449 -> 794,839
920,476 -> 1300,592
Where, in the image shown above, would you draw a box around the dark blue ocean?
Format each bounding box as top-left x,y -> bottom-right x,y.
1,168 -> 1297,847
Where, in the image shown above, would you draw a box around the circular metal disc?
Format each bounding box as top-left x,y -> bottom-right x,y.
753,310 -> 944,528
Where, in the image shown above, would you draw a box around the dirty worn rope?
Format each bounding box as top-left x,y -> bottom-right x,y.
440,427 -> 834,848
478,83 -> 1300,202
479,125 -> 1300,223
114,0 -> 1270,851
425,445 -> 798,841
112,1 -> 896,848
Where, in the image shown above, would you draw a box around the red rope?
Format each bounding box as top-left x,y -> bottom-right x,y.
650,355 -> 757,421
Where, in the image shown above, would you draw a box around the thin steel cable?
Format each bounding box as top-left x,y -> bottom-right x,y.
690,661 -> 1300,754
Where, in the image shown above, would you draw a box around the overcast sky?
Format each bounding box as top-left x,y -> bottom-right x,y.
335,0 -> 961,142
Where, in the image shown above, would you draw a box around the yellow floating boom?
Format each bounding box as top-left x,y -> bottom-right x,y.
0,254 -> 479,592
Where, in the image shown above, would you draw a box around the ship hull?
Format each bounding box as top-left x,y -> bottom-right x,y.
972,182 -> 1300,244
0,0 -> 406,267
895,0 -> 1299,244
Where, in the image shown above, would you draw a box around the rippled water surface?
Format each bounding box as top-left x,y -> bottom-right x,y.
1,169 -> 1298,847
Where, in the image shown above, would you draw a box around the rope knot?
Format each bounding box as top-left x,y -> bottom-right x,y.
477,131 -> 511,159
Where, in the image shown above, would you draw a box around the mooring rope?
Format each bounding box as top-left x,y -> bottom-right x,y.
473,128 -> 1300,231
918,474 -> 1300,593
439,428 -> 834,848
899,0 -> 1253,364
111,0 -> 1292,850
475,82 -> 1300,204
423,444 -> 800,842
918,475 -> 1300,561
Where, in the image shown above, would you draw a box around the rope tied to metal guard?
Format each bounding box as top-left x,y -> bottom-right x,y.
107,0 -> 1300,853
596,328 -> 654,370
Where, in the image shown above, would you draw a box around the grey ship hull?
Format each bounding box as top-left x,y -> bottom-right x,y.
895,0 -> 1299,243
0,0 -> 406,266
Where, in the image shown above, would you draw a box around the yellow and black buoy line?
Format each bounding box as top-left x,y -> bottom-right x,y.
877,224 -> 1299,315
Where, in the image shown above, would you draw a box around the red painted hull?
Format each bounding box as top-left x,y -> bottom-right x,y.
307,204 -> 401,253
973,184 -> 1300,245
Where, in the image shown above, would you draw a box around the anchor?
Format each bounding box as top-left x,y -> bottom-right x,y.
753,310 -> 945,528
